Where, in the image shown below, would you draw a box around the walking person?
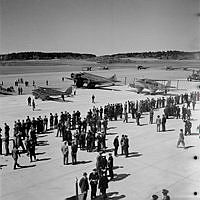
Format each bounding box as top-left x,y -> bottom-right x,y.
156,115 -> 161,132
113,136 -> 119,156
177,129 -> 185,148
120,135 -> 125,155
61,141 -> 69,165
79,172 -> 89,200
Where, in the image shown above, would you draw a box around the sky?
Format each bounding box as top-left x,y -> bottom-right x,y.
0,0 -> 200,55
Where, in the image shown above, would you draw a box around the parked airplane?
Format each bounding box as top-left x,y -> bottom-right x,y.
137,65 -> 150,70
32,85 -> 73,101
66,72 -> 120,88
129,78 -> 175,94
187,70 -> 200,81
165,66 -> 180,70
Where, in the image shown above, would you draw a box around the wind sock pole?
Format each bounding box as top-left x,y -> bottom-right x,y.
76,177 -> 78,200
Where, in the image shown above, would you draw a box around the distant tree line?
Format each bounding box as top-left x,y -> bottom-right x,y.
101,51 -> 193,60
0,52 -> 96,61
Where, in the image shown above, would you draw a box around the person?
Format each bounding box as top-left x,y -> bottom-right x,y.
71,141 -> 78,165
79,172 -> 89,200
89,169 -> 99,199
120,135 -> 125,155
98,173 -> 109,200
184,119 -> 192,136
177,129 -> 185,148
162,189 -> 170,200
152,194 -> 159,200
124,135 -> 129,157
27,96 -> 31,106
29,139 -> 37,162
12,146 -> 21,170
156,115 -> 161,132
161,114 -> 166,132
0,127 -> 2,155
32,99 -> 35,111
4,123 -> 10,155
107,153 -> 114,180
149,108 -> 154,124
92,94 -> 95,103
61,141 -> 69,165
113,136 -> 119,156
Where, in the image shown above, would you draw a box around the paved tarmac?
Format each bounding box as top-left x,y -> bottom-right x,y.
0,83 -> 200,200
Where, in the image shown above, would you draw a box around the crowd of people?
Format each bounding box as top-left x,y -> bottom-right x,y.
0,90 -> 199,199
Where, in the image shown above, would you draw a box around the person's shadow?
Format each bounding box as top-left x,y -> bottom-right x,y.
111,173 -> 130,182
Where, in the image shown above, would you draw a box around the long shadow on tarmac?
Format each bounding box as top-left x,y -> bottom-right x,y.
107,127 -> 117,130
111,173 -> 130,182
107,132 -> 118,135
190,132 -> 200,136
126,152 -> 143,158
36,140 -> 49,146
36,157 -> 51,162
35,151 -> 46,155
17,164 -> 36,170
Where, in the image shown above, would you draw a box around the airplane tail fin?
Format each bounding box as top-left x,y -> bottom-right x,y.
165,80 -> 171,88
65,86 -> 73,95
110,74 -> 118,82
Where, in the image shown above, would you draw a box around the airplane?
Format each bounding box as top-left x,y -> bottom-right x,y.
137,65 -> 150,70
187,70 -> 200,81
66,72 -> 120,89
128,78 -> 175,94
164,66 -> 180,70
32,85 -> 73,101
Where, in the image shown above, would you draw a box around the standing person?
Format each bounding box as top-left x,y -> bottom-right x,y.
162,189 -> 170,200
98,174 -> 109,200
4,123 -> 10,156
61,141 -> 69,165
71,141 -> 78,165
107,153 -> 114,180
124,135 -> 129,158
92,94 -> 95,103
151,195 -> 159,200
32,99 -> 35,111
12,146 -> 21,170
49,113 -> 54,130
89,169 -> 99,199
149,108 -> 154,124
156,115 -> 161,132
79,172 -> 89,200
177,129 -> 185,148
161,114 -> 167,132
27,96 -> 31,106
0,127 -> 2,155
29,140 -> 37,162
192,99 -> 196,110
113,136 -> 119,156
120,135 -> 125,155
184,119 -> 192,136
43,116 -> 48,131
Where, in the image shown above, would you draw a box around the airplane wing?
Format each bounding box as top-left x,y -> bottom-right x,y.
81,72 -> 116,85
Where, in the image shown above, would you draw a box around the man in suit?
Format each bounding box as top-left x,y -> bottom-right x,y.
79,172 -> 89,200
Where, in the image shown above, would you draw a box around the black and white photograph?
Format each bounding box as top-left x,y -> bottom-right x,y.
0,0 -> 200,199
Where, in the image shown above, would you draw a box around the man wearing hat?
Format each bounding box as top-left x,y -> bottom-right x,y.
79,172 -> 89,200
89,169 -> 99,199
152,194 -> 159,200
107,153 -> 114,180
162,189 -> 170,200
